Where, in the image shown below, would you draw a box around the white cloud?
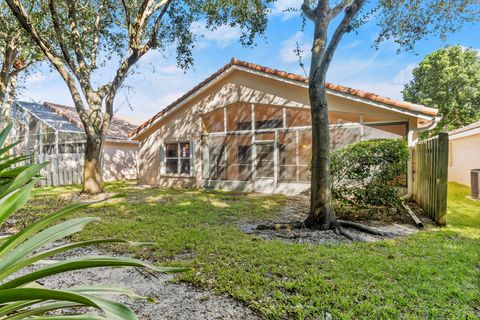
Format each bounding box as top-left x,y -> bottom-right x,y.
270,0 -> 302,21
156,65 -> 184,75
343,40 -> 363,49
328,53 -> 386,81
191,22 -> 242,48
393,63 -> 416,85
280,31 -> 311,64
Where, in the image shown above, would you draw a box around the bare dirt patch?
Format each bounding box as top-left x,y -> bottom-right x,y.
241,196 -> 422,244
59,192 -> 117,202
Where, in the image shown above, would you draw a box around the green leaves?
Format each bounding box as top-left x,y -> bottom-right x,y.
403,45 -> 480,135
0,288 -> 137,320
331,139 -> 409,207
0,127 -> 191,318
374,1 -> 480,51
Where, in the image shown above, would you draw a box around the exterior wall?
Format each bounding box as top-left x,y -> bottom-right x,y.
103,141 -> 138,181
448,133 -> 480,187
136,69 -> 422,193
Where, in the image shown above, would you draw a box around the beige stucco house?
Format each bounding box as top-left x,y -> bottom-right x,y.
448,120 -> 480,187
129,58 -> 438,194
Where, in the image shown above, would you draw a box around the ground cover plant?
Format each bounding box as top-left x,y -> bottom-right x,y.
13,181 -> 480,319
0,124 -> 188,319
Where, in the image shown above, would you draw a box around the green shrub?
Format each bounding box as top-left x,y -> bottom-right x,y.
0,124 -> 189,319
331,139 -> 409,207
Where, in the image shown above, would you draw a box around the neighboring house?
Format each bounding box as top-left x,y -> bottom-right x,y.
6,101 -> 138,184
448,120 -> 480,187
129,58 -> 438,194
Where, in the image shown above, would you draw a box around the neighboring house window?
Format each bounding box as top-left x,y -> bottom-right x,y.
165,142 -> 191,175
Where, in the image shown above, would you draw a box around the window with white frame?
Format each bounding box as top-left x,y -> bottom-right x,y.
164,142 -> 191,175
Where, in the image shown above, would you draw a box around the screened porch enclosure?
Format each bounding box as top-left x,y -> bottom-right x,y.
9,102 -> 87,186
201,103 -> 408,193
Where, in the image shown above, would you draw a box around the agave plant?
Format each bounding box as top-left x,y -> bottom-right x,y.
0,124 -> 189,319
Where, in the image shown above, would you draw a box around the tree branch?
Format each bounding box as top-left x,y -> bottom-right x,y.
316,0 -> 366,81
329,0 -> 355,19
66,1 -> 97,101
48,0 -> 81,78
121,0 -> 132,35
5,0 -> 89,124
130,0 -> 155,48
91,1 -> 105,69
66,1 -> 89,72
301,0 -> 316,21
146,0 -> 171,48
101,48 -> 146,135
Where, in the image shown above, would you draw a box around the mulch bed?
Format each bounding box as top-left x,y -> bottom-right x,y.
241,196 -> 428,245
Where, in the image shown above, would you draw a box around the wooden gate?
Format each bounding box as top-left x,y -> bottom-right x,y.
412,133 -> 449,225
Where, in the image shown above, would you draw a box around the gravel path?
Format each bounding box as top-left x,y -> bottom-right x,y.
13,245 -> 260,320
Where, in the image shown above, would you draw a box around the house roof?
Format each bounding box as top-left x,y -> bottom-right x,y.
129,58 -> 439,139
44,102 -> 138,141
16,101 -> 84,133
15,101 -> 138,142
449,120 -> 480,139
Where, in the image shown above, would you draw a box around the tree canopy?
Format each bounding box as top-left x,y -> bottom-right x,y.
403,46 -> 480,134
374,0 -> 480,51
0,1 -> 43,112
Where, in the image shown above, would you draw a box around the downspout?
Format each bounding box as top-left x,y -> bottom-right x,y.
405,116 -> 442,199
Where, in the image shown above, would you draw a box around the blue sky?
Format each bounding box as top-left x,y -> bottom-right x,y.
19,0 -> 480,123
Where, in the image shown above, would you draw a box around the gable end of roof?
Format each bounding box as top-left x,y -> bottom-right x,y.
129,58 -> 438,139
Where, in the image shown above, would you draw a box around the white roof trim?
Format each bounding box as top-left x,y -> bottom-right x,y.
132,64 -> 435,139
449,127 -> 480,140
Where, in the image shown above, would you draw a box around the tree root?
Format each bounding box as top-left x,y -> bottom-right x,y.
256,221 -> 305,231
333,225 -> 356,241
256,219 -> 394,241
337,220 -> 394,237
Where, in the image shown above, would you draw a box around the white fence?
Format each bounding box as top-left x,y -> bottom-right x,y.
33,153 -> 85,187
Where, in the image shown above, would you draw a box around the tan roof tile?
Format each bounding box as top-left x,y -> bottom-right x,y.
44,102 -> 138,141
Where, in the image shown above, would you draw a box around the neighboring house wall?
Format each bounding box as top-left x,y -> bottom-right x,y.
448,133 -> 480,187
135,68 -> 423,193
103,142 -> 138,181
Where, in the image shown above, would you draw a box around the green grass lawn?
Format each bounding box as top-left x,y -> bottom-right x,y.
19,182 -> 480,319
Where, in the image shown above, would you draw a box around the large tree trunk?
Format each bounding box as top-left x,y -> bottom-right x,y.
82,135 -> 104,194
0,44 -> 15,106
304,81 -> 337,230
3,72 -> 17,122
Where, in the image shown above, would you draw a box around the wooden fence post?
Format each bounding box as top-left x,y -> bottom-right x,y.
412,133 -> 449,225
436,133 -> 448,225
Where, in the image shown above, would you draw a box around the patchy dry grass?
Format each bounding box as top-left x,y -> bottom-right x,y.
17,181 -> 480,319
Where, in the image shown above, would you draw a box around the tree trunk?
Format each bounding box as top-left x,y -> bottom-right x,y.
0,44 -> 15,106
82,135 -> 104,194
304,82 -> 337,230
2,72 -> 17,122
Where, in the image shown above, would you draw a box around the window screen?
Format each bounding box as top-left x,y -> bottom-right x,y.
164,142 -> 191,175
